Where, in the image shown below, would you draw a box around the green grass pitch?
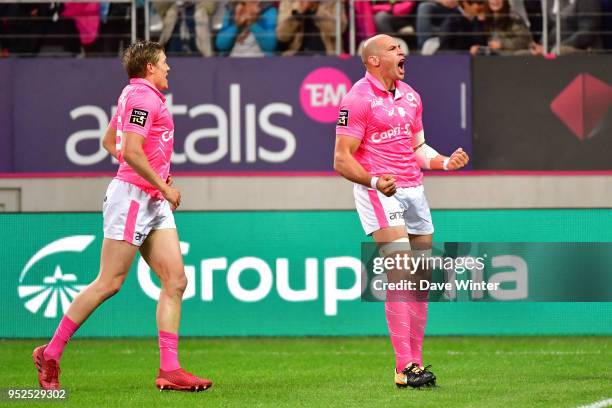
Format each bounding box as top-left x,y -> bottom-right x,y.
1,337 -> 610,407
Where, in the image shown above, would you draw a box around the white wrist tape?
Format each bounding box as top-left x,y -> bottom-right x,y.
370,176 -> 379,190
414,144 -> 440,170
443,158 -> 450,170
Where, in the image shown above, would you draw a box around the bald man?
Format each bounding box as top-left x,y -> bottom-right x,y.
333,34 -> 469,388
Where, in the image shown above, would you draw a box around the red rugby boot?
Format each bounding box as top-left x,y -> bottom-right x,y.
155,368 -> 212,392
32,345 -> 60,390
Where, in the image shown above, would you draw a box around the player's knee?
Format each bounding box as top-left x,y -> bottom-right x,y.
175,274 -> 188,294
97,278 -> 123,300
162,273 -> 188,296
108,277 -> 126,297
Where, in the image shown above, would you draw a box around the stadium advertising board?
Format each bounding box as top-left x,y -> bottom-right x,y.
0,61 -> 12,173
0,56 -> 471,173
1,210 -> 611,338
472,55 -> 612,170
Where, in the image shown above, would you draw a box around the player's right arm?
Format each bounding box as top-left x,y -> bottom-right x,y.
102,125 -> 118,159
334,135 -> 396,197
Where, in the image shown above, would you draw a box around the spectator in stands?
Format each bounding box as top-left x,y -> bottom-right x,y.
507,0 -> 529,26
0,3 -> 47,55
0,6 -> 5,56
154,1 -> 217,56
95,3 -> 131,56
0,3 -> 80,56
415,0 -> 458,50
438,0 -> 487,52
276,0 -> 347,55
62,2 -> 101,54
603,0 -> 612,50
531,0 -> 602,55
215,1 -> 278,56
371,1 -> 416,37
470,0 -> 531,55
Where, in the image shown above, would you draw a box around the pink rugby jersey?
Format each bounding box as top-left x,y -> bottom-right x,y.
336,72 -> 424,188
110,78 -> 174,199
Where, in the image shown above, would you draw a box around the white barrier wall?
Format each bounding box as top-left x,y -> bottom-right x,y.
1,175 -> 611,212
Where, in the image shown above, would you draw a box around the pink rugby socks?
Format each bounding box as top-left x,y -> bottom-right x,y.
44,315 -> 79,362
386,284 -> 429,372
158,330 -> 181,371
408,301 -> 428,366
385,301 -> 412,372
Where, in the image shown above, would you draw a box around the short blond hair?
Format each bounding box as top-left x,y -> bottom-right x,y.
122,41 -> 164,79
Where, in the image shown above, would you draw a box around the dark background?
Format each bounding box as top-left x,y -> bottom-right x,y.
472,56 -> 612,170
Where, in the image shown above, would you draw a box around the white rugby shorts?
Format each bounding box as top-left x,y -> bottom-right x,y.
353,184 -> 434,236
103,179 -> 175,246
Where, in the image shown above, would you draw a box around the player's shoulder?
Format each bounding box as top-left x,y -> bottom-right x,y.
342,77 -> 374,107
124,83 -> 162,109
398,82 -> 422,102
131,82 -> 161,100
347,77 -> 373,96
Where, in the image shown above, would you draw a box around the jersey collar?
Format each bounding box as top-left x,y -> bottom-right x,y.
365,72 -> 403,100
129,78 -> 166,102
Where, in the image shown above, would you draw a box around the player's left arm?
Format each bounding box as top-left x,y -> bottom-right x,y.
102,125 -> 118,159
413,130 -> 469,170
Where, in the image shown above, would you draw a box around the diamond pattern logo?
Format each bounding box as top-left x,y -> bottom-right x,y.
550,73 -> 612,141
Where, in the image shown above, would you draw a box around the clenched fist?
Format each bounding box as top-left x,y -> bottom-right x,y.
446,148 -> 469,170
376,174 -> 397,197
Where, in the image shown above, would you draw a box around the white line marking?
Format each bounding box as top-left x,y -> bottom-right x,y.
445,350 -> 607,356
576,398 -> 612,408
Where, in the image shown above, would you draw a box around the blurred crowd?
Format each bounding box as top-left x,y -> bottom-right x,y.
1,0 -> 611,57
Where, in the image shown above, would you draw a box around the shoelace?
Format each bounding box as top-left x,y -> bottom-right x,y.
401,363 -> 422,376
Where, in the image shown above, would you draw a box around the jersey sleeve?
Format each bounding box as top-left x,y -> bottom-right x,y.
109,107 -> 119,129
120,90 -> 159,138
335,91 -> 370,140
